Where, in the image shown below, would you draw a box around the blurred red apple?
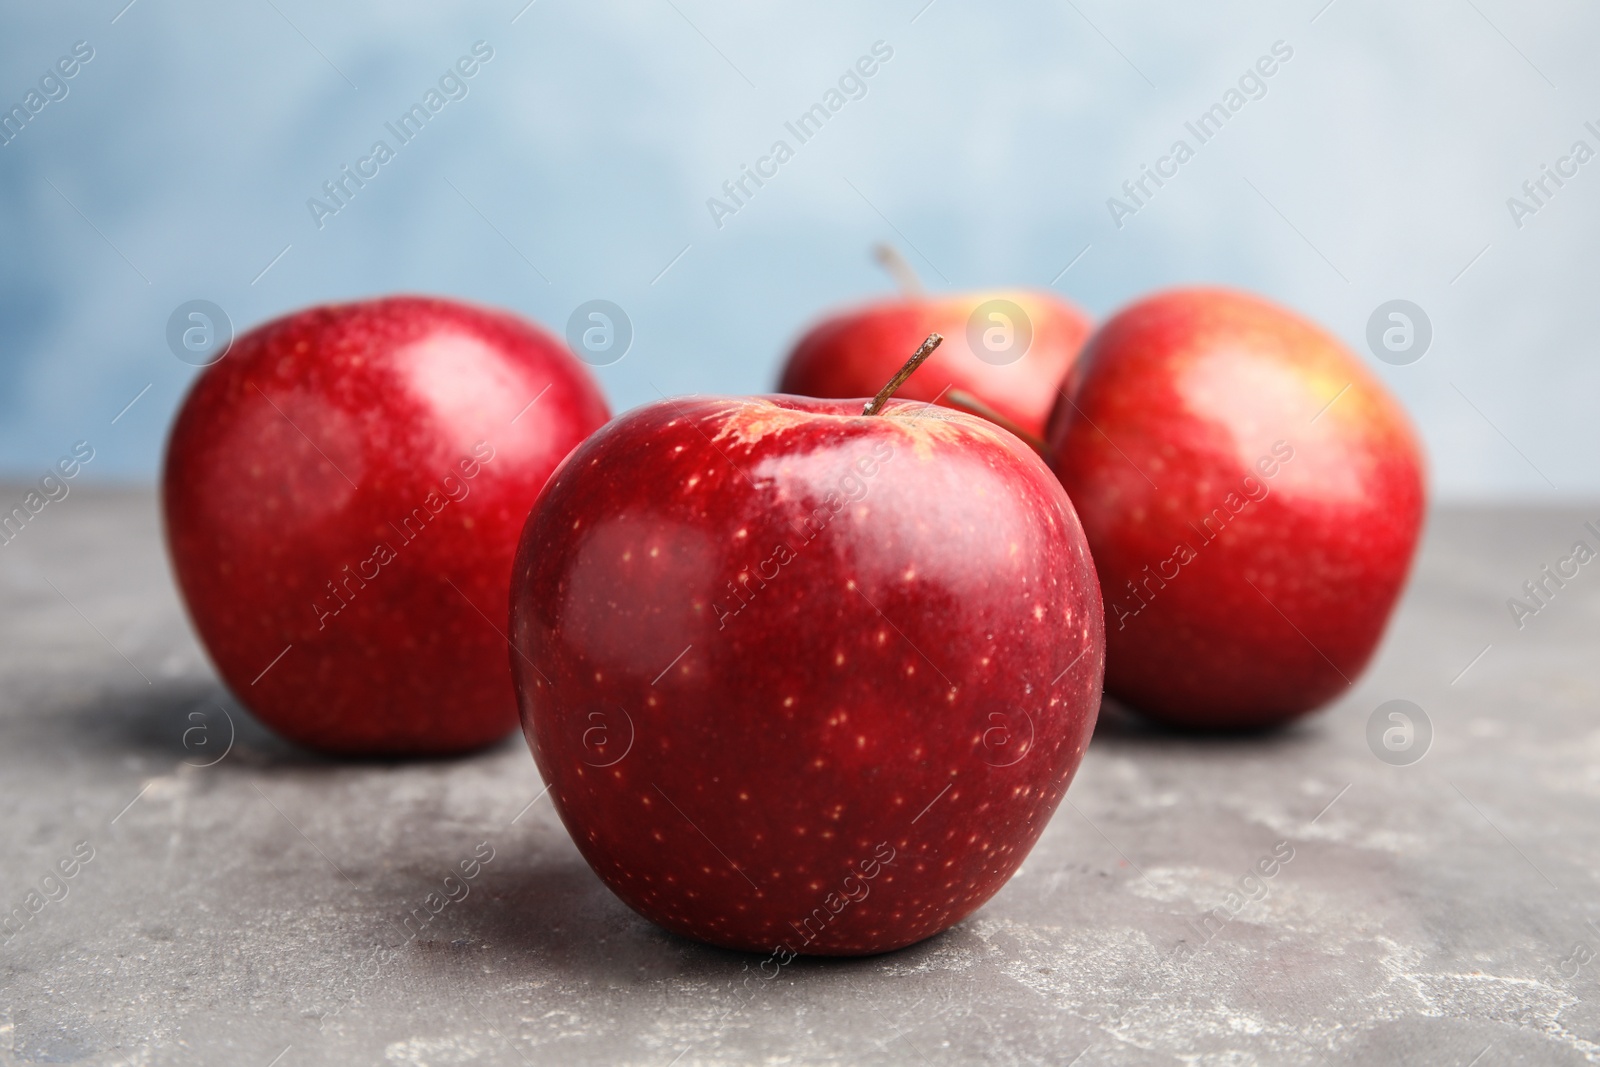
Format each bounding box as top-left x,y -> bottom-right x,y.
1046,288 -> 1425,729
778,262 -> 1091,441
510,348 -> 1104,954
164,295 -> 609,755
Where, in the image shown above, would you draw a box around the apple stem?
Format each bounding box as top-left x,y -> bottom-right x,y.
863,333 -> 942,416
873,243 -> 924,298
944,389 -> 1048,454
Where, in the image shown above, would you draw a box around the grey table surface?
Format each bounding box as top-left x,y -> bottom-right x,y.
2,488 -> 1598,1066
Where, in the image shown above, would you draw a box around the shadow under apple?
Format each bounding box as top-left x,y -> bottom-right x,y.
18,676 -> 533,773
1090,693 -> 1327,747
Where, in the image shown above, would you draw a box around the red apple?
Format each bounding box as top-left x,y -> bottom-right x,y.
778,290 -> 1092,441
163,295 -> 609,755
509,346 -> 1105,955
1046,288 -> 1426,729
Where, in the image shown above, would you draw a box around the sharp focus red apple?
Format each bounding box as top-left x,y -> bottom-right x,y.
1046,287 -> 1426,729
163,295 -> 609,755
509,390 -> 1105,955
778,291 -> 1092,440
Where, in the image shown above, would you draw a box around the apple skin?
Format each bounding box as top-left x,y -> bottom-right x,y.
509,395 -> 1104,955
1046,288 -> 1426,730
163,296 -> 610,756
778,292 -> 1092,439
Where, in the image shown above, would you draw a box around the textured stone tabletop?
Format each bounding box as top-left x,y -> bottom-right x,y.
2,488 -> 1598,1065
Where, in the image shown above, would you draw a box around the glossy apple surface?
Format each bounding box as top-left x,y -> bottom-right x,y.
778,292 -> 1092,439
164,295 -> 609,755
510,395 -> 1104,955
1047,288 -> 1426,729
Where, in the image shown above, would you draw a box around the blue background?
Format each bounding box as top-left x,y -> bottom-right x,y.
1,0 -> 1594,498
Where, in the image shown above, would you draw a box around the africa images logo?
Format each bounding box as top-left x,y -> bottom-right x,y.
1107,441 -> 1294,630
306,42 -> 494,230
1106,40 -> 1294,229
705,41 -> 894,230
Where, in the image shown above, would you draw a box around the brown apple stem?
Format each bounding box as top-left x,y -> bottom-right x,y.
863,333 -> 942,416
944,389 -> 1048,454
873,243 -> 925,298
